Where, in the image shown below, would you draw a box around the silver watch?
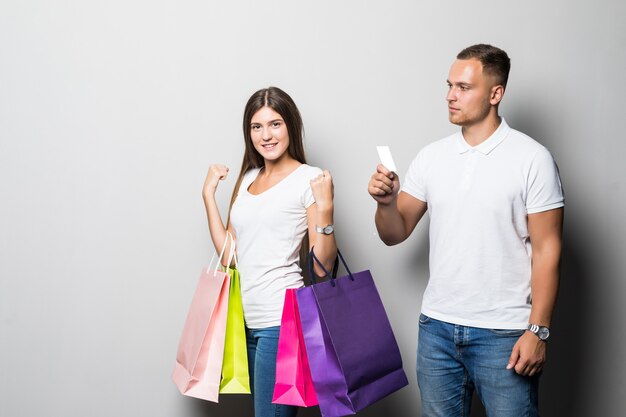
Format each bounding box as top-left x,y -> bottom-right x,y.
315,224 -> 334,235
527,323 -> 550,341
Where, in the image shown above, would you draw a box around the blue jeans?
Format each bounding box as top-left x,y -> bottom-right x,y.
416,314 -> 539,417
246,326 -> 298,417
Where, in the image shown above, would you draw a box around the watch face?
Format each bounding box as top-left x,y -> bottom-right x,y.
538,327 -> 550,340
317,225 -> 334,234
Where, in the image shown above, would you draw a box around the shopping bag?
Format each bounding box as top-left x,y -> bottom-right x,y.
172,233 -> 235,402
272,288 -> 318,407
296,249 -> 408,417
219,255 -> 251,393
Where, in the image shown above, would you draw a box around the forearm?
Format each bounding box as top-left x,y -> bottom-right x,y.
528,247 -> 561,326
375,200 -> 409,245
311,203 -> 337,276
527,208 -> 564,327
203,194 -> 234,266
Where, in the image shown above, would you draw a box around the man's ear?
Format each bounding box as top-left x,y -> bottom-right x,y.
490,84 -> 505,106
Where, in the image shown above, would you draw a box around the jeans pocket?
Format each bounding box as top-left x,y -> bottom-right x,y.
418,313 -> 431,324
489,328 -> 525,337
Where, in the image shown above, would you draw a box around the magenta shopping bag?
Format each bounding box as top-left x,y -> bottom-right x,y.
172,234 -> 235,402
272,289 -> 318,407
296,250 -> 408,417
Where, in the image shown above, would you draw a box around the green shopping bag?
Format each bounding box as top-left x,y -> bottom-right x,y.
219,263 -> 251,393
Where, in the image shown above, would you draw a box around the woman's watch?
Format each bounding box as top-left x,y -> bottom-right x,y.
527,323 -> 550,341
315,224 -> 334,235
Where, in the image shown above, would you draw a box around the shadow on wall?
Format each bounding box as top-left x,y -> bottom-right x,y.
493,107 -> 593,417
186,394 -> 405,417
468,233 -> 590,417
539,235 -> 590,417
187,395 -> 253,416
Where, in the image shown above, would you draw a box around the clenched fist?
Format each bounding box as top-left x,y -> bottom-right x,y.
368,164 -> 399,205
203,164 -> 229,199
310,170 -> 334,211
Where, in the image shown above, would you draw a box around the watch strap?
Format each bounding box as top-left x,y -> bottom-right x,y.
315,224 -> 334,234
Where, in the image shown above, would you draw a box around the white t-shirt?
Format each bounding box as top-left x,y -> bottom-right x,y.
230,164 -> 322,329
402,119 -> 564,329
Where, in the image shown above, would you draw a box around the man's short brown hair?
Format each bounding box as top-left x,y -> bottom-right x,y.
457,44 -> 511,88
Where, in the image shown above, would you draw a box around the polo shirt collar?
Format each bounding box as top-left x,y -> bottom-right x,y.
455,118 -> 511,155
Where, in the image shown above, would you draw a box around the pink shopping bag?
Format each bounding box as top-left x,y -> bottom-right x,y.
272,288 -> 318,407
172,234 -> 235,402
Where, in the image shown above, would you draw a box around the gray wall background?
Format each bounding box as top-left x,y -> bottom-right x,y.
1,1 -> 624,416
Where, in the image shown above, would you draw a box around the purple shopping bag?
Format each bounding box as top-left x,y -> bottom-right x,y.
296,250 -> 408,417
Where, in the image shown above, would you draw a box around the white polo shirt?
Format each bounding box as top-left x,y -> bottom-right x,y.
402,119 -> 564,329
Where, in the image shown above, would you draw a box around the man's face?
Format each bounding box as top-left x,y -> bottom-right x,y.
446,58 -> 496,127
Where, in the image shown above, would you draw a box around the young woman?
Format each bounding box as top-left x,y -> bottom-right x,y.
202,86 -> 337,417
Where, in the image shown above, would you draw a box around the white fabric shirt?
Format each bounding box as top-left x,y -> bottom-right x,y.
230,164 -> 322,329
402,119 -> 564,329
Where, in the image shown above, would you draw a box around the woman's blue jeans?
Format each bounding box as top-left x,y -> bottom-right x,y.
246,326 -> 298,417
416,314 -> 539,417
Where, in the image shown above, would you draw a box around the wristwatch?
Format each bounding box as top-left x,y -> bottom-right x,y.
315,224 -> 334,235
527,323 -> 550,341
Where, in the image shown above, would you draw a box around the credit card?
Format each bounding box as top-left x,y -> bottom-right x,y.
376,146 -> 397,172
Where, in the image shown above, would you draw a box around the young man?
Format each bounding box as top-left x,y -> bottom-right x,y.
368,44 -> 564,416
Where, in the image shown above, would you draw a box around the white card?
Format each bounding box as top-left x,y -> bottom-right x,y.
376,146 -> 397,172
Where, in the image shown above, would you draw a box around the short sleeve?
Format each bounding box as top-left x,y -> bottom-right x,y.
301,166 -> 323,208
402,150 -> 427,202
526,148 -> 564,214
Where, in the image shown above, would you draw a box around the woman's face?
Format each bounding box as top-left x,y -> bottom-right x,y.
250,106 -> 290,163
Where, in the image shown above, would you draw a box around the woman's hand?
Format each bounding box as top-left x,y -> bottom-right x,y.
308,169 -> 337,275
203,164 -> 229,199
310,170 -> 334,211
201,164 -> 233,264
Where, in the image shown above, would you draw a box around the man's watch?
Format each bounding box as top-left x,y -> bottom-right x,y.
315,224 -> 334,235
527,323 -> 550,341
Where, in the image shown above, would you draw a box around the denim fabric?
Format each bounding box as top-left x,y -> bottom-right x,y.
246,326 -> 298,417
416,314 -> 539,417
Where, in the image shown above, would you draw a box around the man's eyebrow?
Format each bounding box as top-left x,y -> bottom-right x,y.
447,80 -> 472,86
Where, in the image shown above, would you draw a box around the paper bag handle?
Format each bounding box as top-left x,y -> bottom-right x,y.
308,247 -> 352,287
207,232 -> 236,276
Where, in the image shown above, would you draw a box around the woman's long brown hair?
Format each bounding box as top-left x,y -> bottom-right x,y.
226,87 -> 311,274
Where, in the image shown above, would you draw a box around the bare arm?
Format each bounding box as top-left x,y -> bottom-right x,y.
202,164 -> 236,266
508,207 -> 564,376
368,164 -> 428,245
307,170 -> 337,276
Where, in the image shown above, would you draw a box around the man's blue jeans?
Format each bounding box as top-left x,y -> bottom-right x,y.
416,314 -> 539,417
246,326 -> 298,417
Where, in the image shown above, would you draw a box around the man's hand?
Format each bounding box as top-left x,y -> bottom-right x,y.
507,331 -> 546,376
368,164 -> 399,206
